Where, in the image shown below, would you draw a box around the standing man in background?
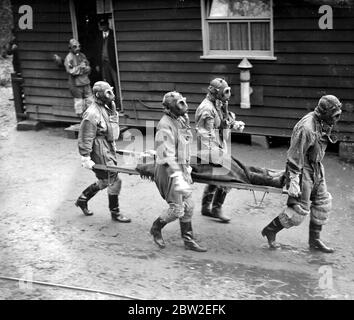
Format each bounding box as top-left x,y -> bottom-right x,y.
95,16 -> 120,110
3,29 -> 20,75
64,39 -> 94,117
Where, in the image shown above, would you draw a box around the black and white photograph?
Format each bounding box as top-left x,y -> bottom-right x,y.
0,0 -> 354,304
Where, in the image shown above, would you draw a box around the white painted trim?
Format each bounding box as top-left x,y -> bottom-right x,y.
200,0 -> 208,56
200,55 -> 277,60
69,0 -> 78,40
110,0 -> 124,112
270,0 -> 275,59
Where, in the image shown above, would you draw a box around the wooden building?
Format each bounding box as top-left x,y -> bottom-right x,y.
10,0 -> 354,143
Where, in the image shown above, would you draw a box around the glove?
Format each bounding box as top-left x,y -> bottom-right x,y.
171,171 -> 192,196
222,112 -> 236,129
185,165 -> 193,185
233,121 -> 245,132
52,54 -> 64,67
287,172 -> 301,198
145,150 -> 157,157
81,156 -> 95,170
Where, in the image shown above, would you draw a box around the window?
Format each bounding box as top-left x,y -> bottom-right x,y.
201,0 -> 275,59
96,0 -> 113,14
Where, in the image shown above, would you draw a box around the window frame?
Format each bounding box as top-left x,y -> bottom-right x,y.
96,0 -> 113,14
200,0 -> 276,60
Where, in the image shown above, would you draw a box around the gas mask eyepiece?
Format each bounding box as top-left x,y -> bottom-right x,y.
222,87 -> 231,101
104,88 -> 115,101
177,97 -> 187,105
176,97 -> 188,114
332,110 -> 342,124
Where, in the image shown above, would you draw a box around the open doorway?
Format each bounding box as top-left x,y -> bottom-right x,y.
70,0 -> 123,110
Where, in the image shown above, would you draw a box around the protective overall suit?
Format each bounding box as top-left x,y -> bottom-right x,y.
64,39 -> 94,117
261,95 -> 342,253
75,81 -> 131,223
150,91 -> 207,252
195,78 -> 245,223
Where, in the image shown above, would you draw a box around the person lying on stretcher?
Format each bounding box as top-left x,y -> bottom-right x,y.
134,149 -> 286,189
134,86 -> 285,193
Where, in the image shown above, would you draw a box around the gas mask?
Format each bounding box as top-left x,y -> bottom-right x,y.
68,39 -> 81,55
325,109 -> 342,126
162,91 -> 188,117
322,109 -> 341,144
315,95 -> 342,143
208,78 -> 231,102
93,81 -> 116,106
221,86 -> 231,101
315,95 -> 342,124
101,88 -> 115,105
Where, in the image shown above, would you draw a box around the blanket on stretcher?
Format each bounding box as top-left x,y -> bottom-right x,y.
135,156 -> 285,189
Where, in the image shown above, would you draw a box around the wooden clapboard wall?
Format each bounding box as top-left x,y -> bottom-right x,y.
11,0 -> 354,139
114,0 -> 354,141
12,0 -> 77,122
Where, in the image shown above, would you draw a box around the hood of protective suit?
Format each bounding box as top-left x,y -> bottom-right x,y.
69,39 -> 81,54
208,78 -> 231,102
162,91 -> 188,117
93,81 -> 115,106
315,95 -> 342,126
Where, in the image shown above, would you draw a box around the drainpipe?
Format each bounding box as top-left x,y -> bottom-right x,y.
238,58 -> 253,109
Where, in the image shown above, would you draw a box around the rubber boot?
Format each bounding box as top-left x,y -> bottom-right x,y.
108,194 -> 131,223
211,188 -> 231,223
180,221 -> 207,252
201,185 -> 217,217
309,221 -> 334,253
150,217 -> 167,248
75,183 -> 100,216
261,216 -> 284,249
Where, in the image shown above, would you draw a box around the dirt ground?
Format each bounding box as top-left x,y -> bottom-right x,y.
1,85 -> 354,300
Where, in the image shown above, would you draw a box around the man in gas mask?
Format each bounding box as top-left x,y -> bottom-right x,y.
150,91 -> 207,252
261,95 -> 342,253
75,81 -> 131,223
195,78 -> 245,223
64,39 -> 94,117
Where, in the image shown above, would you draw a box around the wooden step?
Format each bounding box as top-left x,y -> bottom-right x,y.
17,120 -> 43,131
64,123 -> 80,139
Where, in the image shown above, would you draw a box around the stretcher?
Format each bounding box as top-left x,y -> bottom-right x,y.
93,149 -> 288,207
